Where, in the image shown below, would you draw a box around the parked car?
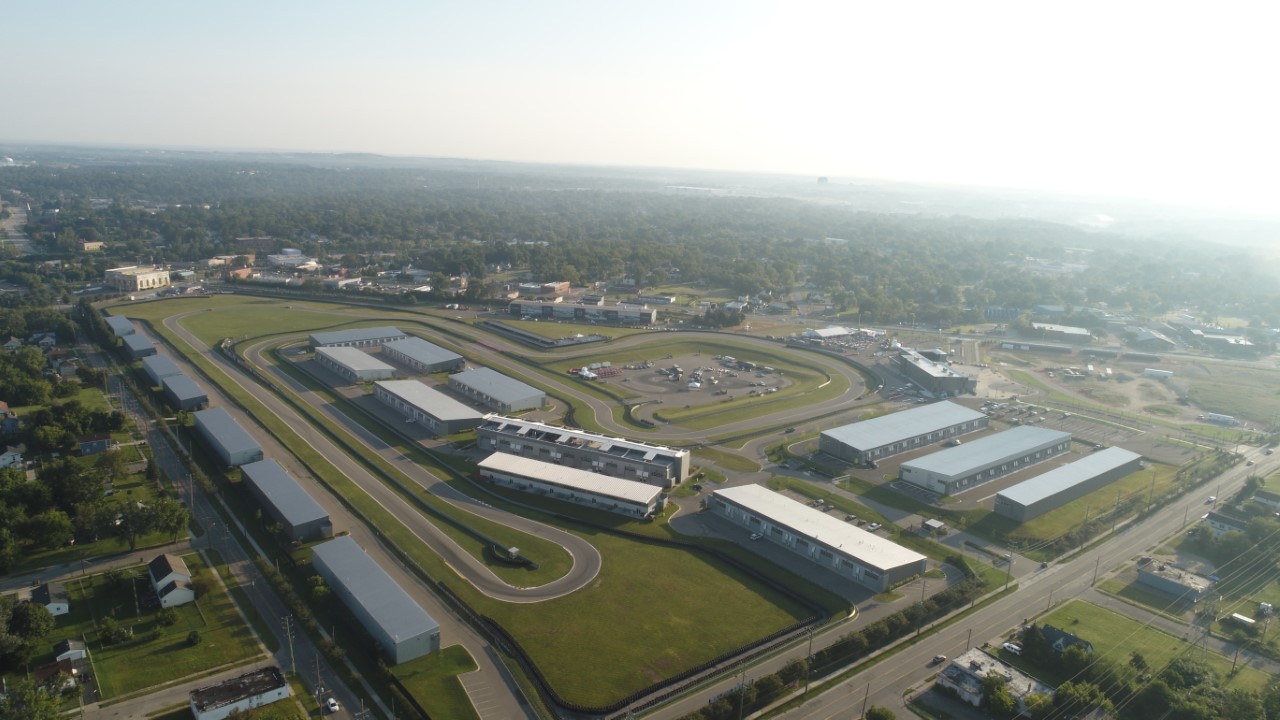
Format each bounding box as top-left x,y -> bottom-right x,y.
1003,642 -> 1023,655
749,533 -> 763,541
1206,496 -> 1217,504
931,654 -> 947,665
867,522 -> 882,531
325,697 -> 340,714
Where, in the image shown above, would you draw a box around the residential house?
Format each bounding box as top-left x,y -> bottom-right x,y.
32,659 -> 77,693
2,336 -> 21,351
1201,510 -> 1250,539
53,639 -> 88,662
0,444 -> 23,468
148,554 -> 196,608
1039,624 -> 1094,655
31,582 -> 70,616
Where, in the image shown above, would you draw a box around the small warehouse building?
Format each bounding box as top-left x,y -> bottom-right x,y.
509,299 -> 658,325
194,408 -> 264,467
478,414 -> 690,487
310,536 -> 441,664
893,349 -> 977,397
122,334 -> 157,359
141,354 -> 183,386
240,460 -> 332,541
819,401 -> 989,465
448,367 -> 545,412
162,374 -> 209,411
709,484 -> 927,592
373,380 -> 483,434
1136,563 -> 1211,602
381,336 -> 465,373
477,452 -> 665,519
190,666 -> 291,720
900,426 -> 1073,496
308,325 -> 407,349
104,314 -> 136,337
993,447 -> 1143,522
314,346 -> 396,383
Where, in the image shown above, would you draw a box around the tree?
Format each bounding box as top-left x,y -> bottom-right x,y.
982,674 -> 1017,718
1023,692 -> 1054,720
0,675 -> 61,720
1054,681 -> 1113,719
866,706 -> 896,720
149,497 -> 190,542
20,509 -> 74,550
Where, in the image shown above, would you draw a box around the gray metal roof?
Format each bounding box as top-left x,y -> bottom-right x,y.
194,408 -> 261,458
122,334 -> 155,353
902,426 -> 1072,475
105,315 -> 136,336
314,346 -> 395,373
449,367 -> 544,404
309,326 -> 406,346
822,401 -> 986,451
310,536 -> 439,643
714,484 -> 926,572
998,447 -> 1142,506
382,337 -> 463,367
162,374 -> 208,403
141,355 -> 183,381
478,452 -> 663,505
240,459 -> 329,529
374,380 -> 483,422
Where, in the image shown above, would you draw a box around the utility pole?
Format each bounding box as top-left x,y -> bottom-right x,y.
804,626 -> 816,694
1112,490 -> 1122,531
861,681 -> 870,719
281,615 -> 296,675
737,668 -> 748,720
1092,556 -> 1101,585
966,627 -> 973,651
1004,556 -> 1014,591
917,579 -> 927,636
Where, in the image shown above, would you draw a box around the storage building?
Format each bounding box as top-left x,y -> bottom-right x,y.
993,447 -> 1143,521
819,401 -> 989,465
373,380 -> 483,434
381,337 -> 465,373
477,452 -> 665,519
190,666 -> 291,720
141,354 -> 183,385
900,426 -> 1073,496
448,367 -> 544,412
105,314 -> 136,337
194,407 -> 264,467
310,536 -> 440,664
240,460 -> 332,541
122,333 -> 157,359
1136,565 -> 1211,602
478,414 -> 690,487
308,326 -> 407,349
710,484 -> 926,592
508,299 -> 658,325
162,374 -> 209,411
893,350 -> 976,397
314,346 -> 396,383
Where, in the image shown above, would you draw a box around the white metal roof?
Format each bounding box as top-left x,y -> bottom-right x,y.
478,452 -> 662,505
713,484 -> 926,572
374,380 -> 482,422
382,336 -> 463,367
194,408 -> 261,458
311,536 -> 439,642
998,447 -> 1142,506
240,459 -> 330,529
309,325 -> 406,346
315,346 -> 395,373
822,401 -> 986,451
450,367 -> 543,404
903,426 -> 1071,476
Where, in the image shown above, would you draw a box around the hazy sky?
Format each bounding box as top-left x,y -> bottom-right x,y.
8,2 -> 1278,210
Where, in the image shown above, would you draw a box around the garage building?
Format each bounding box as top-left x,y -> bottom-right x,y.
900,426 -> 1072,496
141,354 -> 183,385
314,346 -> 396,383
819,401 -> 988,464
162,374 -> 209,411
373,380 -> 483,434
310,536 -> 440,664
308,326 -> 407,349
993,447 -> 1143,522
477,452 -> 664,518
105,315 -> 136,337
477,414 -> 690,487
448,367 -> 545,412
194,408 -> 264,467
123,334 -> 157,359
381,337 -> 465,373
240,460 -> 333,541
710,484 -> 926,592
893,349 -> 977,397
190,667 -> 291,720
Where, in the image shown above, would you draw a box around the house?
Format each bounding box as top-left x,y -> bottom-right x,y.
1201,510 -> 1250,539
31,582 -> 70,616
1251,489 -> 1280,513
148,554 -> 196,608
29,332 -> 57,349
1039,624 -> 1094,655
53,639 -> 88,662
2,336 -> 21,351
0,444 -> 22,468
32,659 -> 77,692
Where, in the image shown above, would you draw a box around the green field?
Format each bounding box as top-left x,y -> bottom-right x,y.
59,556 -> 262,699
392,645 -> 480,720
1041,601 -> 1270,692
1186,363 -> 1280,427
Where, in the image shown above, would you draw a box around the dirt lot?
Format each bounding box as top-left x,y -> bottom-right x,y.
604,353 -> 793,409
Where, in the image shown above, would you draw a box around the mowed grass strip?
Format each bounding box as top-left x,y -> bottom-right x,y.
66,556 -> 262,699
693,447 -> 762,473
1011,462 -> 1177,544
392,645 -> 481,720
1041,601 -> 1270,692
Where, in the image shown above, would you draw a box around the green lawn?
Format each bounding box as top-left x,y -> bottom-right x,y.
693,447 -> 762,473
1041,601 -> 1270,692
1187,363 -> 1280,427
59,555 -> 263,699
1012,462 -> 1177,543
392,645 -> 480,720
484,317 -> 644,341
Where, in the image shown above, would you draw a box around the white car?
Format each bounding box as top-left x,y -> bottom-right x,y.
1003,642 -> 1023,655
325,697 -> 339,714
749,533 -> 763,541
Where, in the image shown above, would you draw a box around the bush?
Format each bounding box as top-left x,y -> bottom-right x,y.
157,608 -> 178,626
187,630 -> 202,646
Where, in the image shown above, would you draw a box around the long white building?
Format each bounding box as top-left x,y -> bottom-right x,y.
820,401 -> 988,465
477,452 -> 665,519
373,380 -> 483,434
900,426 -> 1072,496
381,337 -> 465,373
994,447 -> 1143,522
709,484 -> 927,592
314,346 -> 396,383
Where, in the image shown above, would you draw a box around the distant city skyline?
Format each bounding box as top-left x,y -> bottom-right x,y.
5,1 -> 1277,212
